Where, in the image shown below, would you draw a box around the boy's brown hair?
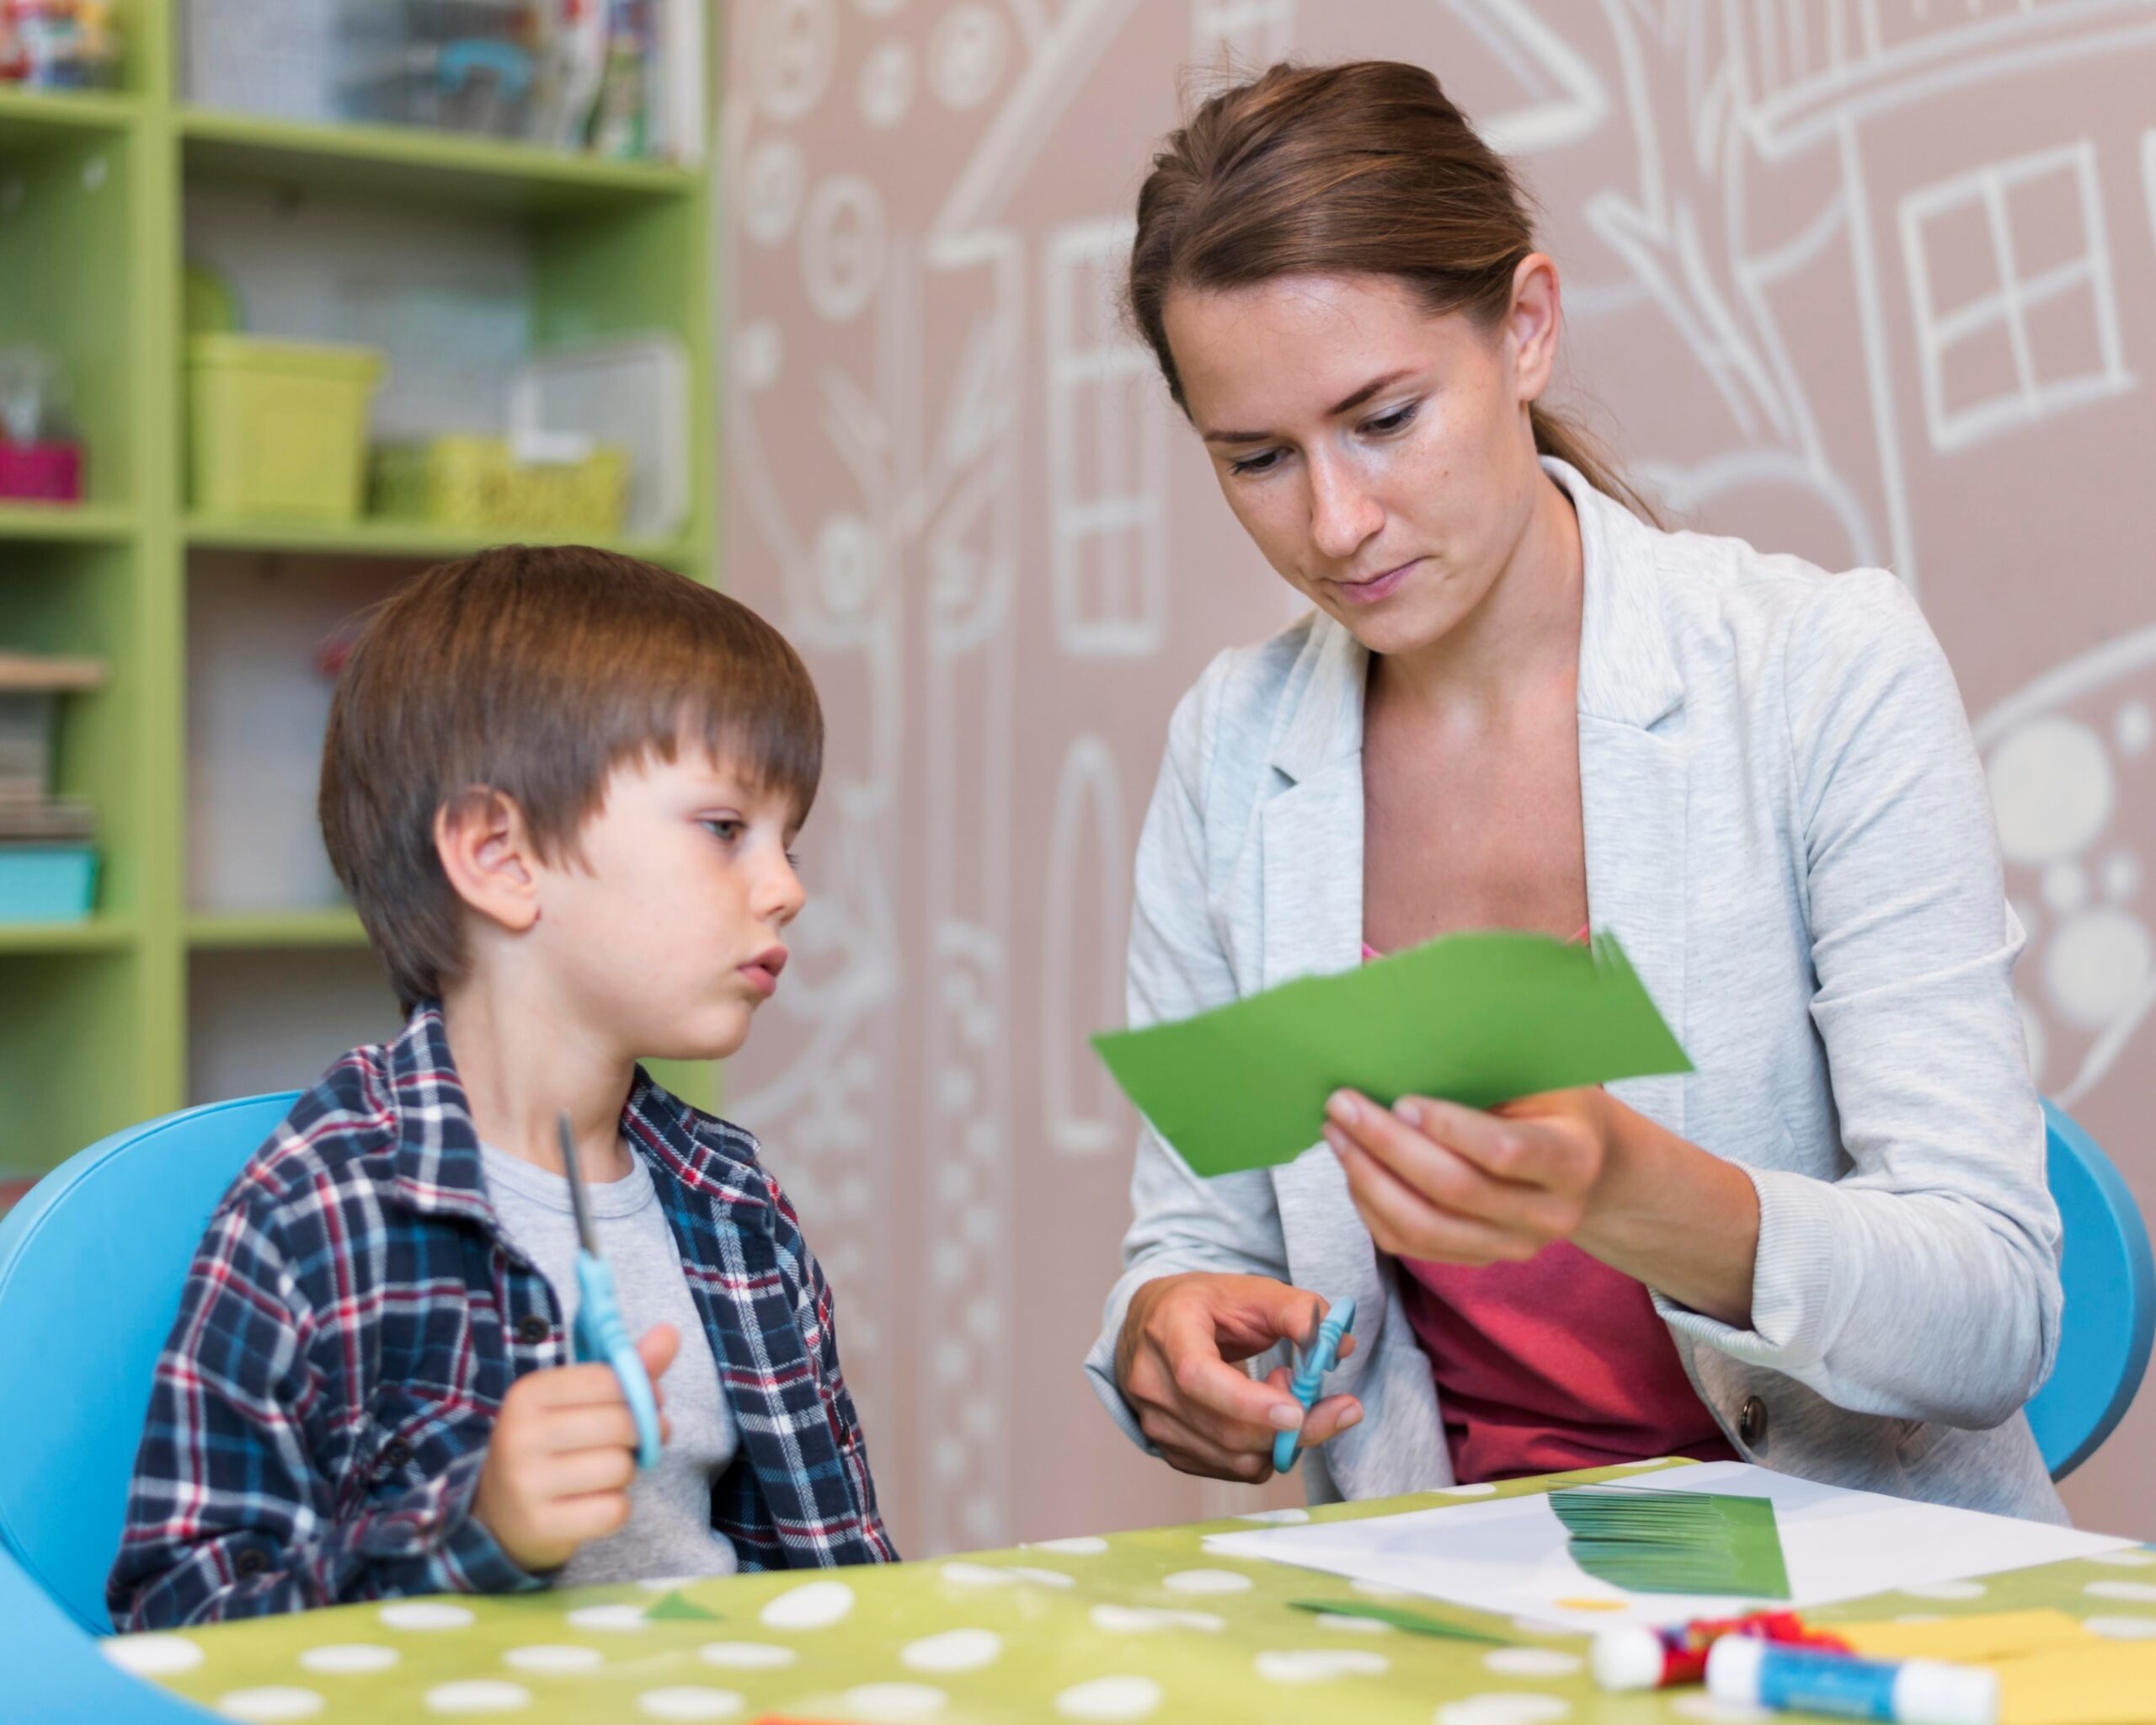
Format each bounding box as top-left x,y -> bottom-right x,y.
319,544 -> 822,1009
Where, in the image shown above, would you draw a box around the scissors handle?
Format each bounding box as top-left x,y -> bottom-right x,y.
572,1252 -> 663,1471
1272,1295 -> 1357,1475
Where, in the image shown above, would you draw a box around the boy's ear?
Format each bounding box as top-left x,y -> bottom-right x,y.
434,787 -> 543,934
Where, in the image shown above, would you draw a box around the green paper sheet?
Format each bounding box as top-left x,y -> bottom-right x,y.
642,1590 -> 722,1621
1549,1487 -> 1793,1599
1090,931 -> 1690,1177
1287,1599 -> 1514,1642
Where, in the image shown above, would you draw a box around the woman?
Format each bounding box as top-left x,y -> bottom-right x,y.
1081,61 -> 2065,1522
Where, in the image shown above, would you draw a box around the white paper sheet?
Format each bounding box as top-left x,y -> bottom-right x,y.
1200,1462 -> 2131,1632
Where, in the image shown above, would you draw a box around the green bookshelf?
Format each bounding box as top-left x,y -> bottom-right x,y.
0,3 -> 717,1171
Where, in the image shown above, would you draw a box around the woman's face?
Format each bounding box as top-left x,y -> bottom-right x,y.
1162,264 -> 1560,661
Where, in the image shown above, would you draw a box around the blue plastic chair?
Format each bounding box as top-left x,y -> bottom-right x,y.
2028,1100 -> 2156,1480
0,1092 -> 298,1639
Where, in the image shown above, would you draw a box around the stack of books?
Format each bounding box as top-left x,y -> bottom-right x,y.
0,653 -> 104,919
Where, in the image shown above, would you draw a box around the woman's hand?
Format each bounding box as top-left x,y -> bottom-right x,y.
1321,1087 -> 1614,1266
1114,1273 -> 1363,1482
1322,1087 -> 1761,1325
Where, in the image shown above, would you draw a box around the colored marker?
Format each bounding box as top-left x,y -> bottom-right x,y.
1707,1637 -> 1999,1725
1593,1610 -> 1849,1691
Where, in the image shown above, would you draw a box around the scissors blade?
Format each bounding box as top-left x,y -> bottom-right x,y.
557,1111 -> 599,1255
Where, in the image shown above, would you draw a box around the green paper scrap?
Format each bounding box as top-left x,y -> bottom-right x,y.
642,1590 -> 721,1621
1288,1599 -> 1513,1643
1091,931 -> 1690,1177
1549,1487 -> 1792,1599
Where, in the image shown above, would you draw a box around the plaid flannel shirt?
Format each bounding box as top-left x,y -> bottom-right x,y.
109,1004 -> 895,1630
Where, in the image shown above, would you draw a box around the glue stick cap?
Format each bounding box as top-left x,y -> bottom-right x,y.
1895,1661 -> 2001,1725
1590,1626 -> 1668,1691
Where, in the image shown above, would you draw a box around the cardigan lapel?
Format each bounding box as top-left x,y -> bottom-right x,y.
1560,460 -> 1690,1138
1254,619 -> 1392,1474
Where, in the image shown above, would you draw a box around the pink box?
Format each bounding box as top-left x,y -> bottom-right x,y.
0,441 -> 85,503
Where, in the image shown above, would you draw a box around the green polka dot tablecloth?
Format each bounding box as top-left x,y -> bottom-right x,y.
110,1461 -> 2156,1723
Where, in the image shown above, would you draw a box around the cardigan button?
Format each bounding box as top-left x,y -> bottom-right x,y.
1737,1395 -> 1769,1450
380,1438 -> 414,1469
515,1314 -> 552,1346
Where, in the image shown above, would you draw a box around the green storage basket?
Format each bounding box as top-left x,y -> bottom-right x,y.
188,335 -> 385,522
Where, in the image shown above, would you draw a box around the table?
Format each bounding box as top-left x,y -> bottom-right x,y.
93,1461 -> 2156,1722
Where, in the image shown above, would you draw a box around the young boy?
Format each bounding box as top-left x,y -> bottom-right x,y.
109,546 -> 894,1629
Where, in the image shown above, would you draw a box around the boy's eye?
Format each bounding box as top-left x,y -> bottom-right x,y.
785,851 -> 803,871
702,819 -> 744,843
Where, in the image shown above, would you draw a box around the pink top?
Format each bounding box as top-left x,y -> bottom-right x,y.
1363,935 -> 1737,1482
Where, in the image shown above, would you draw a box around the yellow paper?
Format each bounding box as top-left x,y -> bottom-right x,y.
1996,1644 -> 2156,1725
1839,1610 -> 2095,1663
1840,1615 -> 2156,1725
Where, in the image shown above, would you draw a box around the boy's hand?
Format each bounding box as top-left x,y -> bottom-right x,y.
472,1323 -> 678,1573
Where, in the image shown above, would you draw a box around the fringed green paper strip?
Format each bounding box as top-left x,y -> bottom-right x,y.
1548,1487 -> 1792,1599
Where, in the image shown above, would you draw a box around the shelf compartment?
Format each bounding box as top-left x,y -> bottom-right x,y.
0,916 -> 135,954
179,107 -> 698,216
184,515 -> 694,568
0,87 -> 139,151
185,908 -> 366,949
0,502 -> 136,545
188,944 -> 397,1106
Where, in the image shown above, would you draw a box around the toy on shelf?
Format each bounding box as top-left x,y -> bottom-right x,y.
0,652 -> 104,925
337,2 -> 541,139
0,0 -> 122,89
181,0 -> 694,158
0,347 -> 85,505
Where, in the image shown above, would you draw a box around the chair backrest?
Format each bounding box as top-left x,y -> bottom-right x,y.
0,1092 -> 299,1635
2029,1099 -> 2156,1481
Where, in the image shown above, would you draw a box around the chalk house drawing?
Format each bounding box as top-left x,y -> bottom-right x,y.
727,0 -> 2156,1552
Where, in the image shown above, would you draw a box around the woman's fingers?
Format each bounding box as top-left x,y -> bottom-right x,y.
1326,1092 -> 1576,1235
1260,1365 -> 1364,1449
1329,1130 -> 1540,1263
1154,1300 -> 1307,1434
1140,1402 -> 1274,1482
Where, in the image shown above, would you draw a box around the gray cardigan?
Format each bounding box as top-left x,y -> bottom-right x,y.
1084,458 -> 2068,1524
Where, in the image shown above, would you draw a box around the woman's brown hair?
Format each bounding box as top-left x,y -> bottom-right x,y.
1127,59 -> 1658,523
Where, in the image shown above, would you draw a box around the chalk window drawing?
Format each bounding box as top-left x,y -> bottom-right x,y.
1041,737 -> 1129,1157
2143,129 -> 2156,264
1190,0 -> 1295,69
1044,220 -> 1169,659
1898,140 -> 2131,454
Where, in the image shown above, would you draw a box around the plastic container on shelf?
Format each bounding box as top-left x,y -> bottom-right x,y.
188,334 -> 386,522
183,0 -> 340,120
371,433 -> 626,537
510,334 -> 688,539
0,346 -> 85,505
0,846 -> 98,925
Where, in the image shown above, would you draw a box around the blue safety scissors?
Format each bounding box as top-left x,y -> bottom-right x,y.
1272,1296 -> 1356,1474
558,1113 -> 663,1471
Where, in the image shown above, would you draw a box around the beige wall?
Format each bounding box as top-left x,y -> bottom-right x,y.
721,0 -> 2156,1554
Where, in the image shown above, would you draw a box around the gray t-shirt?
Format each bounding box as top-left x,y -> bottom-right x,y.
480,1144 -> 739,1586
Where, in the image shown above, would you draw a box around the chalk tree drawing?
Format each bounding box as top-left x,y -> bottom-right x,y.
727,0 -> 2156,1550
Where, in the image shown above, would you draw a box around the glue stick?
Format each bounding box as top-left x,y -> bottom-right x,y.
1592,1610 -> 1847,1691
1706,1637 -> 1999,1725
